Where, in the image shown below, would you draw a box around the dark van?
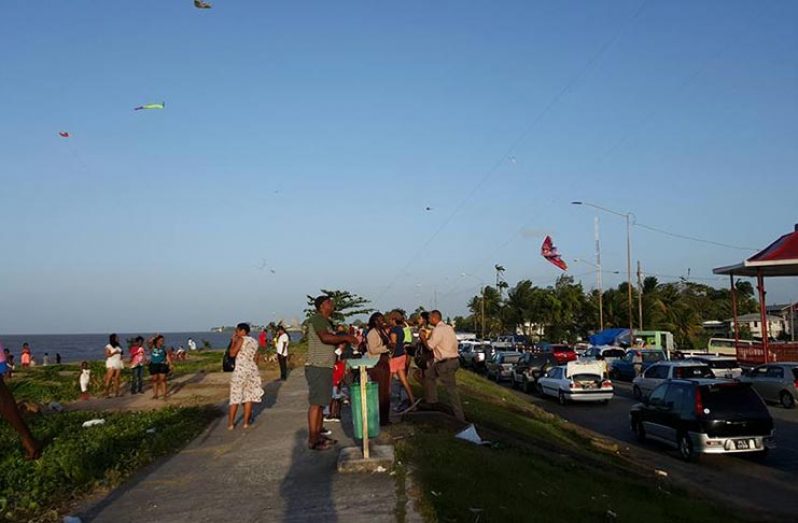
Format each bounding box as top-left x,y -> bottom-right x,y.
629,379 -> 773,461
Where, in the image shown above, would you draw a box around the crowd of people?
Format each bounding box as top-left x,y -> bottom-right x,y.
0,342 -> 63,378
303,295 -> 465,451
1,297 -> 466,460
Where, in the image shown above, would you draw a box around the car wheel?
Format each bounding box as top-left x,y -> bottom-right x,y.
511,377 -> 518,389
536,382 -> 544,396
678,433 -> 697,462
558,391 -> 567,405
631,418 -> 646,442
522,378 -> 531,394
780,391 -> 795,409
752,448 -> 769,462
632,386 -> 642,400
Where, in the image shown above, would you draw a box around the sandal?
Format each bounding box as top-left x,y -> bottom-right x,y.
309,438 -> 335,451
321,435 -> 338,445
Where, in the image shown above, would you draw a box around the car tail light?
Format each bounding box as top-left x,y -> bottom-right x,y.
794,379 -> 798,389
694,387 -> 704,417
601,380 -> 612,388
569,381 -> 578,389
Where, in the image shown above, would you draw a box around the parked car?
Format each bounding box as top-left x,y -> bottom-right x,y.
539,343 -> 577,365
492,335 -> 529,352
686,356 -> 743,380
629,379 -> 774,461
610,349 -> 667,381
536,361 -> 614,405
582,346 -> 626,366
510,352 -> 558,393
486,351 -> 523,382
740,363 -> 798,409
632,361 -> 714,400
460,342 -> 493,372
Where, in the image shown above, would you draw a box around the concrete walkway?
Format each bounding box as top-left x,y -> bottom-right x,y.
80,368 -> 398,522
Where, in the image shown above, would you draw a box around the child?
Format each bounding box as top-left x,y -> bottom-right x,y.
325,345 -> 346,423
79,361 -> 91,400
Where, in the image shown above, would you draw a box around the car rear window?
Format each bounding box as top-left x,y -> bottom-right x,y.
701,384 -> 768,417
642,352 -> 665,363
674,365 -> 714,379
554,346 -> 574,353
603,349 -> 625,358
502,354 -> 521,364
703,360 -> 738,369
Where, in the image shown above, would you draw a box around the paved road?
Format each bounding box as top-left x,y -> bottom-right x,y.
483,370 -> 798,519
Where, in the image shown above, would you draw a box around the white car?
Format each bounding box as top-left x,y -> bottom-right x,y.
537,361 -> 614,405
685,356 -> 743,380
632,361 -> 714,400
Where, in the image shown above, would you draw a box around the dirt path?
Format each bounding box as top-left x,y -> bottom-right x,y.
64,369 -> 279,412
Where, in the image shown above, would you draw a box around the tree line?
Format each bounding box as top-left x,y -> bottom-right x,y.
304,278 -> 759,351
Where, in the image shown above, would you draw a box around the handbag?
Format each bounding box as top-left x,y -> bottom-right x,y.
222,341 -> 236,372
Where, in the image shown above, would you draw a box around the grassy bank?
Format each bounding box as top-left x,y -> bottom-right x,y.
0,406 -> 218,522
399,371 -> 742,522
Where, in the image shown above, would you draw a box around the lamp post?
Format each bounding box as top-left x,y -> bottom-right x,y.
462,272 -> 487,340
572,201 -> 634,343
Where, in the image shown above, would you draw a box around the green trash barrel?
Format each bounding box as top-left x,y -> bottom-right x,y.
350,381 -> 380,439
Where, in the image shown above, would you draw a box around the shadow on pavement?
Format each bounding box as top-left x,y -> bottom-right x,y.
279,430 -> 338,522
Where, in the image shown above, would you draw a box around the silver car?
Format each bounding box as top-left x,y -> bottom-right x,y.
741,363 -> 798,409
686,356 -> 743,379
632,361 -> 714,400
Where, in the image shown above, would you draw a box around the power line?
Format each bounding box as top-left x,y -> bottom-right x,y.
633,221 -> 758,251
373,0 -> 651,306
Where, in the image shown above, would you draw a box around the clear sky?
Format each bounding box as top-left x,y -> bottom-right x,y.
1,0 -> 796,334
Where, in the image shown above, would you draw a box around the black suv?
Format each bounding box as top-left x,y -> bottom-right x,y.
629,379 -> 774,461
510,352 -> 558,393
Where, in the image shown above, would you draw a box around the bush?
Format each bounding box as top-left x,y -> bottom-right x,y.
0,407 -> 218,522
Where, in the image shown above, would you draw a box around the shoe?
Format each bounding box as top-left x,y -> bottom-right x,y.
393,401 -> 409,413
402,399 -> 422,413
323,416 -> 340,423
320,427 -> 332,437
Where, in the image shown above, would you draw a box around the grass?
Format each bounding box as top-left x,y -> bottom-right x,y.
399,370 -> 743,523
0,406 -> 219,522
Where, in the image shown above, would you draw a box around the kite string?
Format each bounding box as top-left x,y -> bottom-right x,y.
373,0 -> 651,306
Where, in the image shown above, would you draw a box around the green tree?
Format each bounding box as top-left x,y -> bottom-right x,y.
304,289 -> 374,325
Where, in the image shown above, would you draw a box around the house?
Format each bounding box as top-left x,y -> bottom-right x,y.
728,313 -> 788,340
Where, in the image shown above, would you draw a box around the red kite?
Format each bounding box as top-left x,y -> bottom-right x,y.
58,131 -> 70,138
541,235 -> 568,271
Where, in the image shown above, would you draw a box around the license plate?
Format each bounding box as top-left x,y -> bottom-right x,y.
734,439 -> 750,450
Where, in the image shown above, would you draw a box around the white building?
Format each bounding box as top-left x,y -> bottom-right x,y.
728,313 -> 787,340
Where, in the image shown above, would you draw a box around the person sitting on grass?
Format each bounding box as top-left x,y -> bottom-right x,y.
0,364 -> 42,460
227,323 -> 264,430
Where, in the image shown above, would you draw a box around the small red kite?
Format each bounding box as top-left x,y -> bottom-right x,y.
541,235 -> 568,271
58,131 -> 70,138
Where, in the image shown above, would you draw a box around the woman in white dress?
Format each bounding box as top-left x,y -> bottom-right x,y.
103,333 -> 124,398
227,323 -> 264,429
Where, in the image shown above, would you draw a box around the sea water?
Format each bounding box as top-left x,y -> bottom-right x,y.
0,331 -> 303,364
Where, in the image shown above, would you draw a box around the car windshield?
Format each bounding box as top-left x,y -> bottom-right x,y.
673,365 -> 714,379
603,349 -> 624,358
701,384 -> 769,418
642,352 -> 664,363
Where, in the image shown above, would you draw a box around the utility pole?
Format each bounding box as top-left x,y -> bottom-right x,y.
637,260 -> 644,330
481,286 -> 486,340
595,217 -> 604,330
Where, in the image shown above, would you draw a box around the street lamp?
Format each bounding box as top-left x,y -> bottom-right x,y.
462,272 -> 487,340
572,201 -> 634,341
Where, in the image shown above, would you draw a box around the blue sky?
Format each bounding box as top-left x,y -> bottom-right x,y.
1,0 -> 796,334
